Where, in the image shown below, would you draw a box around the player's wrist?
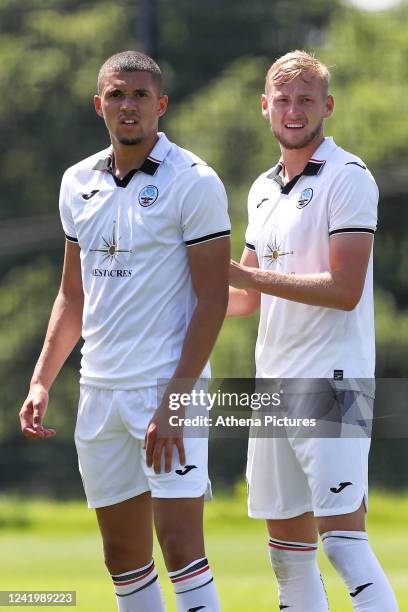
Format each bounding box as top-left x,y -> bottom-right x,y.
29,381 -> 50,396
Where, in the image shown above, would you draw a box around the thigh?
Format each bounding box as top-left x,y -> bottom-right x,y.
246,436 -> 312,519
153,496 -> 205,570
267,512 -> 318,543
96,492 -> 153,573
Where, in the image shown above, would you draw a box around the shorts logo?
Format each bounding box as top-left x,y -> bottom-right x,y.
297,187 -> 313,209
138,185 -> 159,207
175,465 -> 197,476
330,481 -> 352,494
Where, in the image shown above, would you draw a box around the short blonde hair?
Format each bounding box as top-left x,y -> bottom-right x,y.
265,50 -> 330,96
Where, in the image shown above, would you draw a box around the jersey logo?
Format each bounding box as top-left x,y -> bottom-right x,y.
330,481 -> 352,494
82,189 -> 99,200
297,187 -> 313,209
90,221 -> 132,265
264,239 -> 293,268
257,197 -> 269,209
138,185 -> 159,207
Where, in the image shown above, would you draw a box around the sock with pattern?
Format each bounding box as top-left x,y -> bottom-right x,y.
268,537 -> 329,611
322,530 -> 398,611
168,557 -> 221,612
111,559 -> 165,612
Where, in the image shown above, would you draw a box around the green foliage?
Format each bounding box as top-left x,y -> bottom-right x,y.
0,258 -> 79,441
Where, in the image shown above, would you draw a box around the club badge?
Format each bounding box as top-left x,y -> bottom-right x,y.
297,187 -> 313,209
138,185 -> 159,207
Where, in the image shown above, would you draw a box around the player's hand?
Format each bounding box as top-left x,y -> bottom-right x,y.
229,259 -> 251,289
19,384 -> 56,440
144,405 -> 186,474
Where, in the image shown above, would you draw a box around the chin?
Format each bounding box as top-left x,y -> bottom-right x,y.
118,137 -> 143,146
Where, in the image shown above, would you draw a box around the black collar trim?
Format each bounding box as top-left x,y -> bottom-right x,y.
92,153 -> 161,187
267,159 -> 326,195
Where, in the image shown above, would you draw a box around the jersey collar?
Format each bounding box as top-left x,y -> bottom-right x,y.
92,132 -> 172,179
267,137 -> 336,195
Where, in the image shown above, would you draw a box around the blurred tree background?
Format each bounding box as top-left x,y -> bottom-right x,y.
0,0 -> 407,496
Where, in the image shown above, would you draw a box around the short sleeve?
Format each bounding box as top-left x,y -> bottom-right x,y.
181,172 -> 230,246
329,164 -> 378,237
244,180 -> 258,251
59,171 -> 78,243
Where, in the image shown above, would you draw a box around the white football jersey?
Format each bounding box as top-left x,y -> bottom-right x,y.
245,137 -> 378,381
59,133 -> 230,389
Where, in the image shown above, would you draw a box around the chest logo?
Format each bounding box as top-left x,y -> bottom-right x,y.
297,187 -> 313,209
82,189 -> 99,200
264,239 -> 293,268
138,185 -> 159,207
90,221 -> 132,265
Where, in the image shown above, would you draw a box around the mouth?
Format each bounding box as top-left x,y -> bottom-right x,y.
120,119 -> 139,127
284,122 -> 305,130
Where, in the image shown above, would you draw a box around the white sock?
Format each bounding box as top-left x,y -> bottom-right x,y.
268,537 -> 329,611
111,560 -> 165,612
168,557 -> 220,612
322,530 -> 398,611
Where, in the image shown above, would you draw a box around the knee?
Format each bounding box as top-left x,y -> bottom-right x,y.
102,534 -> 138,574
158,528 -> 203,570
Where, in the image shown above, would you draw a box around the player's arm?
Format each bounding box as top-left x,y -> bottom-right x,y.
227,247 -> 260,316
145,236 -> 230,473
229,233 -> 373,310
19,241 -> 84,439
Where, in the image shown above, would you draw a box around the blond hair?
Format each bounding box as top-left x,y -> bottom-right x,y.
265,50 -> 330,96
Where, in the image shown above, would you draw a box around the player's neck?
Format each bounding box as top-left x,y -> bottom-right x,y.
111,133 -> 159,179
280,136 -> 325,183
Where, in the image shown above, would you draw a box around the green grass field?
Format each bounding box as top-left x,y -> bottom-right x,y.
0,488 -> 407,611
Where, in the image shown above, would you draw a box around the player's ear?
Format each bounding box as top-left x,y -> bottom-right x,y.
324,94 -> 334,119
261,94 -> 270,120
94,94 -> 103,118
157,94 -> 168,118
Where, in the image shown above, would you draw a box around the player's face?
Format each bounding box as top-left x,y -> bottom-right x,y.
261,71 -> 334,151
94,70 -> 168,146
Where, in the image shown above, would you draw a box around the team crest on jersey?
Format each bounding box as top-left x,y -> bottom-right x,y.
138,185 -> 159,207
297,187 -> 313,209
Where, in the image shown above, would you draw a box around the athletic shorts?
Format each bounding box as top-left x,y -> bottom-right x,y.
247,391 -> 372,519
75,385 -> 211,509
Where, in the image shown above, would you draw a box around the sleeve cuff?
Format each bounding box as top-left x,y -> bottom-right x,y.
329,227 -> 375,237
65,234 -> 79,243
245,242 -> 256,251
185,229 -> 230,247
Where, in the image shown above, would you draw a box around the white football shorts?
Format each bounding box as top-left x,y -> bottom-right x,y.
247,391 -> 373,519
75,384 -> 211,508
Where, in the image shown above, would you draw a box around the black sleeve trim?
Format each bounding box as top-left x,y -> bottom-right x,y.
329,227 -> 375,236
65,234 -> 79,243
245,242 -> 256,251
185,229 -> 230,246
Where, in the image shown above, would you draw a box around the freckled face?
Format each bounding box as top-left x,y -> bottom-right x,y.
262,71 -> 334,151
94,70 -> 168,146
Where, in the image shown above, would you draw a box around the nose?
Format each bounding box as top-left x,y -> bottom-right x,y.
287,101 -> 302,116
120,96 -> 137,111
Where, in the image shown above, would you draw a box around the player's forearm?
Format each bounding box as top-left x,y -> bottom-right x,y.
30,291 -> 83,391
245,268 -> 359,310
171,294 -> 228,387
227,286 -> 260,317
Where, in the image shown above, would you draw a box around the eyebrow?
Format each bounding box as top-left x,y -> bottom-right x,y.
106,87 -> 151,93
